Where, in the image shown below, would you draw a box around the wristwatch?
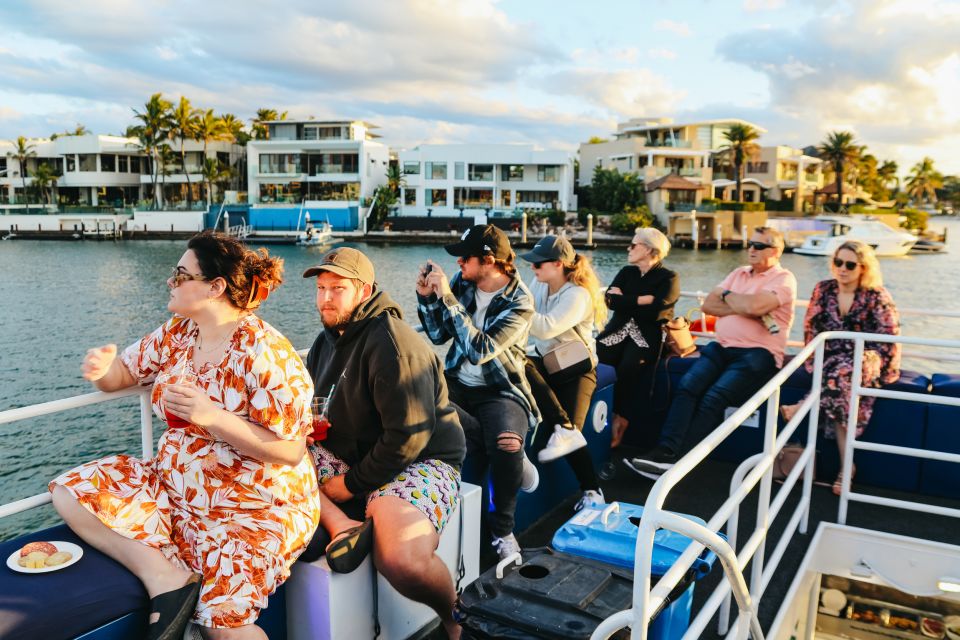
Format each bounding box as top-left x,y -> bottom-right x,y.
720,289 -> 732,303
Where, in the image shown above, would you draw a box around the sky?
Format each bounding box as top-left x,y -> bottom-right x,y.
1,0 -> 959,176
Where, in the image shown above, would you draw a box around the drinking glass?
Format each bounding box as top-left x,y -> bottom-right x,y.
161,360 -> 199,429
310,386 -> 334,442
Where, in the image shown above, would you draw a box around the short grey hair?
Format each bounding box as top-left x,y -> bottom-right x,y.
633,227 -> 671,261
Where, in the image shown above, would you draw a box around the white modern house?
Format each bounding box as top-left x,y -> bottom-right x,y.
1,135 -> 147,208
139,138 -> 244,208
246,120 -> 389,205
396,144 -> 575,216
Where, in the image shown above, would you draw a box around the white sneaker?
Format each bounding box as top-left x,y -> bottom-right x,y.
520,453 -> 540,493
491,533 -> 521,560
575,489 -> 605,511
538,424 -> 588,463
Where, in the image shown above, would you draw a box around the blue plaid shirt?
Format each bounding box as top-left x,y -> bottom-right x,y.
417,271 -> 540,429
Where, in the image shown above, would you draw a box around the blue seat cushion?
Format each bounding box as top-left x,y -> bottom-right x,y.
921,373 -> 960,498
0,524 -> 147,640
596,363 -> 617,389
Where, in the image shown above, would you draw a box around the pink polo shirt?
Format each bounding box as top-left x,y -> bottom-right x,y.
715,263 -> 797,367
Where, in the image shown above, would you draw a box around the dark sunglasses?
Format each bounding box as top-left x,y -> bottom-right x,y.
170,266 -> 207,287
833,258 -> 860,271
531,260 -> 553,268
746,241 -> 773,251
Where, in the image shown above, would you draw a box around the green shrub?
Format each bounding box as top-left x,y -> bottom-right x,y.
700,198 -> 722,208
900,208 -> 928,233
609,205 -> 654,234
547,209 -> 567,226
719,201 -> 765,212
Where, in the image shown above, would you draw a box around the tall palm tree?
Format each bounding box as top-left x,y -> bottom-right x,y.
132,93 -> 173,207
158,144 -> 177,206
250,108 -> 288,140
169,96 -> 201,204
906,157 -> 943,204
9,136 -> 37,205
31,162 -> 59,205
818,131 -> 860,209
719,123 -> 761,202
878,160 -> 899,194
194,110 -> 229,205
218,113 -> 248,144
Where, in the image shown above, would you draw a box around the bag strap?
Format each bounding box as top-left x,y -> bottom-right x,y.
455,493 -> 466,594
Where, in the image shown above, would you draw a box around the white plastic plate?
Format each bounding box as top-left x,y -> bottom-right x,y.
6,541 -> 83,574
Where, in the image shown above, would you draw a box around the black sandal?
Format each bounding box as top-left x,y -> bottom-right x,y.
147,574 -> 202,640
325,519 -> 374,574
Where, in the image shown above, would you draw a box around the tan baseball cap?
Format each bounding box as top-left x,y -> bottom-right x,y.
302,247 -> 375,284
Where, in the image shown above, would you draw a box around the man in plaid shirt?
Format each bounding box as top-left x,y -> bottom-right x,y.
417,224 -> 540,560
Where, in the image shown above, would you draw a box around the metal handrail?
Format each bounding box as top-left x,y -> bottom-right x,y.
590,331 -> 960,640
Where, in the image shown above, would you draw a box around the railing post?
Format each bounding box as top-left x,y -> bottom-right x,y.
587,213 -> 593,246
139,392 -> 154,459
716,223 -> 722,250
838,337 -> 865,525
749,388 -> 779,611
690,210 -> 698,250
801,342 -> 825,535
521,212 -> 528,244
742,224 -> 748,248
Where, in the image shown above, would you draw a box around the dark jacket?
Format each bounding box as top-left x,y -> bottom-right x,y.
306,286 -> 466,495
604,263 -> 680,346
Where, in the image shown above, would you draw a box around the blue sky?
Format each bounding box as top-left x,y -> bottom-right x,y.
1,0 -> 958,175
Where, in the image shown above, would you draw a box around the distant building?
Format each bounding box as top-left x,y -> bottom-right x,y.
0,135 -> 146,207
397,143 -> 575,216
142,138 -> 244,207
579,117 -> 766,223
713,145 -> 823,212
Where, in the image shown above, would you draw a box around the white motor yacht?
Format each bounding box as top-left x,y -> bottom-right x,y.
794,216 -> 917,257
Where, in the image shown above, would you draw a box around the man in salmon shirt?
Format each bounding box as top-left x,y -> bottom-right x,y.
625,227 -> 796,479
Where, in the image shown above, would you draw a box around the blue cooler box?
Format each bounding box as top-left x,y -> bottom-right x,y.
551,502 -> 718,640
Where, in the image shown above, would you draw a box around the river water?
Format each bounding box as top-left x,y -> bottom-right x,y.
2,221 -> 959,540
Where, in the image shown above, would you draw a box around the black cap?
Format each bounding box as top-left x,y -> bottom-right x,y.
444,224 -> 512,260
520,235 -> 575,264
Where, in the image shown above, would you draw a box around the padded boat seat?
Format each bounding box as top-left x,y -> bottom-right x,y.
0,523 -> 287,639
921,373 -> 960,498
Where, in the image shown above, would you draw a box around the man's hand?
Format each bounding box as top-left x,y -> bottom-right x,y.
424,260 -> 452,298
163,384 -> 221,428
415,262 -> 434,297
82,344 -> 117,381
321,474 -> 354,503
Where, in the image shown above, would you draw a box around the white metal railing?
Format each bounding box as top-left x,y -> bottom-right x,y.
590,331 -> 960,640
679,290 -> 960,363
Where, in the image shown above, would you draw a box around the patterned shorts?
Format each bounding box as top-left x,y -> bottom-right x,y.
309,445 -> 461,533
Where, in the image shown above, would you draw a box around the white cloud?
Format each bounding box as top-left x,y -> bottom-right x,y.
654,20 -> 692,37
648,48 -> 677,60
744,0 -> 785,11
539,68 -> 686,117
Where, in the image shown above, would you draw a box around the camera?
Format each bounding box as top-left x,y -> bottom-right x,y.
422,263 -> 433,277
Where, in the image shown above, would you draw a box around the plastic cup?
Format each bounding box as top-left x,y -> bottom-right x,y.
161,362 -> 199,429
310,397 -> 331,442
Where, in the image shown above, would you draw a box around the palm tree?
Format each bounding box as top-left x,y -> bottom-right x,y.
818,131 -> 860,209
719,123 -> 761,202
9,137 -> 37,206
132,93 -> 173,207
250,108 -> 288,140
194,110 -> 229,205
158,144 -> 177,206
31,162 -> 59,205
878,160 -> 899,194
906,157 -> 943,205
169,96 -> 201,205
201,158 -> 232,204
218,113 -> 248,144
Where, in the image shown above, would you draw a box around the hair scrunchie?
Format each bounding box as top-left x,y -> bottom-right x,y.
245,274 -> 272,309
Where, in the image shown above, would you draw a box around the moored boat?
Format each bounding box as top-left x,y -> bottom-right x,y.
794,216 -> 917,257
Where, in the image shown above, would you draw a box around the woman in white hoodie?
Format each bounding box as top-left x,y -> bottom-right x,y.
521,235 -> 607,510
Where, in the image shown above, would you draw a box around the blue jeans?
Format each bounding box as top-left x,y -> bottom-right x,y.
658,342 -> 777,454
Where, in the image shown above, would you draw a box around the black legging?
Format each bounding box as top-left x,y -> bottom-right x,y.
526,356 -> 600,492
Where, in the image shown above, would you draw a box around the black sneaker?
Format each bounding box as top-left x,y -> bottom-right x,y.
623,446 -> 677,480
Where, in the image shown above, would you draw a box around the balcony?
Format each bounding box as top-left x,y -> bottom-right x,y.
640,139 -> 693,149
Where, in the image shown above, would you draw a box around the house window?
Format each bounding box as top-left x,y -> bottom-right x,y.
304,181 -> 359,201
502,190 -> 512,207
118,155 -> 129,172
259,154 -> 302,174
517,190 -> 559,207
453,188 -> 493,207
403,161 -> 420,175
425,188 -> 447,206
0,158 -> 6,174
404,188 -> 417,206
100,154 -> 116,172
308,153 -> 359,174
454,162 -> 465,180
501,165 -> 524,181
537,165 -> 560,182
78,154 -> 97,171
318,126 -> 343,140
131,156 -> 143,173
747,161 -> 769,173
425,162 -> 447,180
302,127 -> 318,140
468,164 -> 493,181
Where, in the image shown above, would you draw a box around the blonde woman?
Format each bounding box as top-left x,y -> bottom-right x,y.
599,227 -> 680,448
781,240 -> 900,495
521,235 -> 608,510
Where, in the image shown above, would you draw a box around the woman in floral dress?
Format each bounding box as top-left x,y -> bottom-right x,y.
50,232 -> 320,640
782,240 -> 900,495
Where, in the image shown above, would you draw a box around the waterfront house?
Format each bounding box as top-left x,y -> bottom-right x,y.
712,145 -> 824,212
579,117 -> 765,224
396,143 -> 575,217
245,120 -> 389,231
142,137 -> 244,209
1,135 -> 146,209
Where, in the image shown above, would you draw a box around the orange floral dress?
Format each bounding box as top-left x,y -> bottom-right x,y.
50,315 -> 321,629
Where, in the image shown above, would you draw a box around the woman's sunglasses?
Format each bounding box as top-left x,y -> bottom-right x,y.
746,241 -> 773,250
170,266 -> 208,287
833,258 -> 860,271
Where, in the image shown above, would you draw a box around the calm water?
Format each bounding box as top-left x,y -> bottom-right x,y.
2,222 -> 959,540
